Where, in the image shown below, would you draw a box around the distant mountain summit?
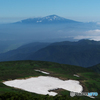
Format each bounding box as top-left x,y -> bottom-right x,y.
15,15 -> 80,24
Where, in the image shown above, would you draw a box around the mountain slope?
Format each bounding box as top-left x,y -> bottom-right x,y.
0,60 -> 100,99
88,63 -> 100,74
27,40 -> 100,67
1,39 -> 100,67
0,40 -> 24,53
0,42 -> 50,61
15,15 -> 80,24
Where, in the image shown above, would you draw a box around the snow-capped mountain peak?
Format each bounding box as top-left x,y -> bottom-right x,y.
15,15 -> 80,24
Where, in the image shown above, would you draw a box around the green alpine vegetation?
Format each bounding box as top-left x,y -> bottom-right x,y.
0,60 -> 100,100
88,63 -> 100,74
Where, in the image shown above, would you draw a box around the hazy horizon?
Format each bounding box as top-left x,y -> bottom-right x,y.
1,0 -> 100,24
1,0 -> 100,53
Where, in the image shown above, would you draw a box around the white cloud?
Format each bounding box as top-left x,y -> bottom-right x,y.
89,36 -> 100,41
74,35 -> 100,41
73,29 -> 100,41
97,22 -> 100,25
74,36 -> 90,40
86,29 -> 100,35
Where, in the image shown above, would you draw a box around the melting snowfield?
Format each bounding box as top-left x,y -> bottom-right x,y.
73,74 -> 80,77
35,69 -> 50,74
3,76 -> 83,96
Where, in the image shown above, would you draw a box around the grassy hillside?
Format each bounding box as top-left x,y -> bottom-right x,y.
0,60 -> 100,100
88,63 -> 100,74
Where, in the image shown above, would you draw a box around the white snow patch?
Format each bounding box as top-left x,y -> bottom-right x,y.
3,76 -> 83,96
37,20 -> 42,23
50,19 -> 52,21
87,95 -> 95,99
74,74 -> 80,77
35,69 -> 49,74
46,17 -> 49,19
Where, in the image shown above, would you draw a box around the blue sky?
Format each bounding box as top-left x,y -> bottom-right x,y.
0,0 -> 100,23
